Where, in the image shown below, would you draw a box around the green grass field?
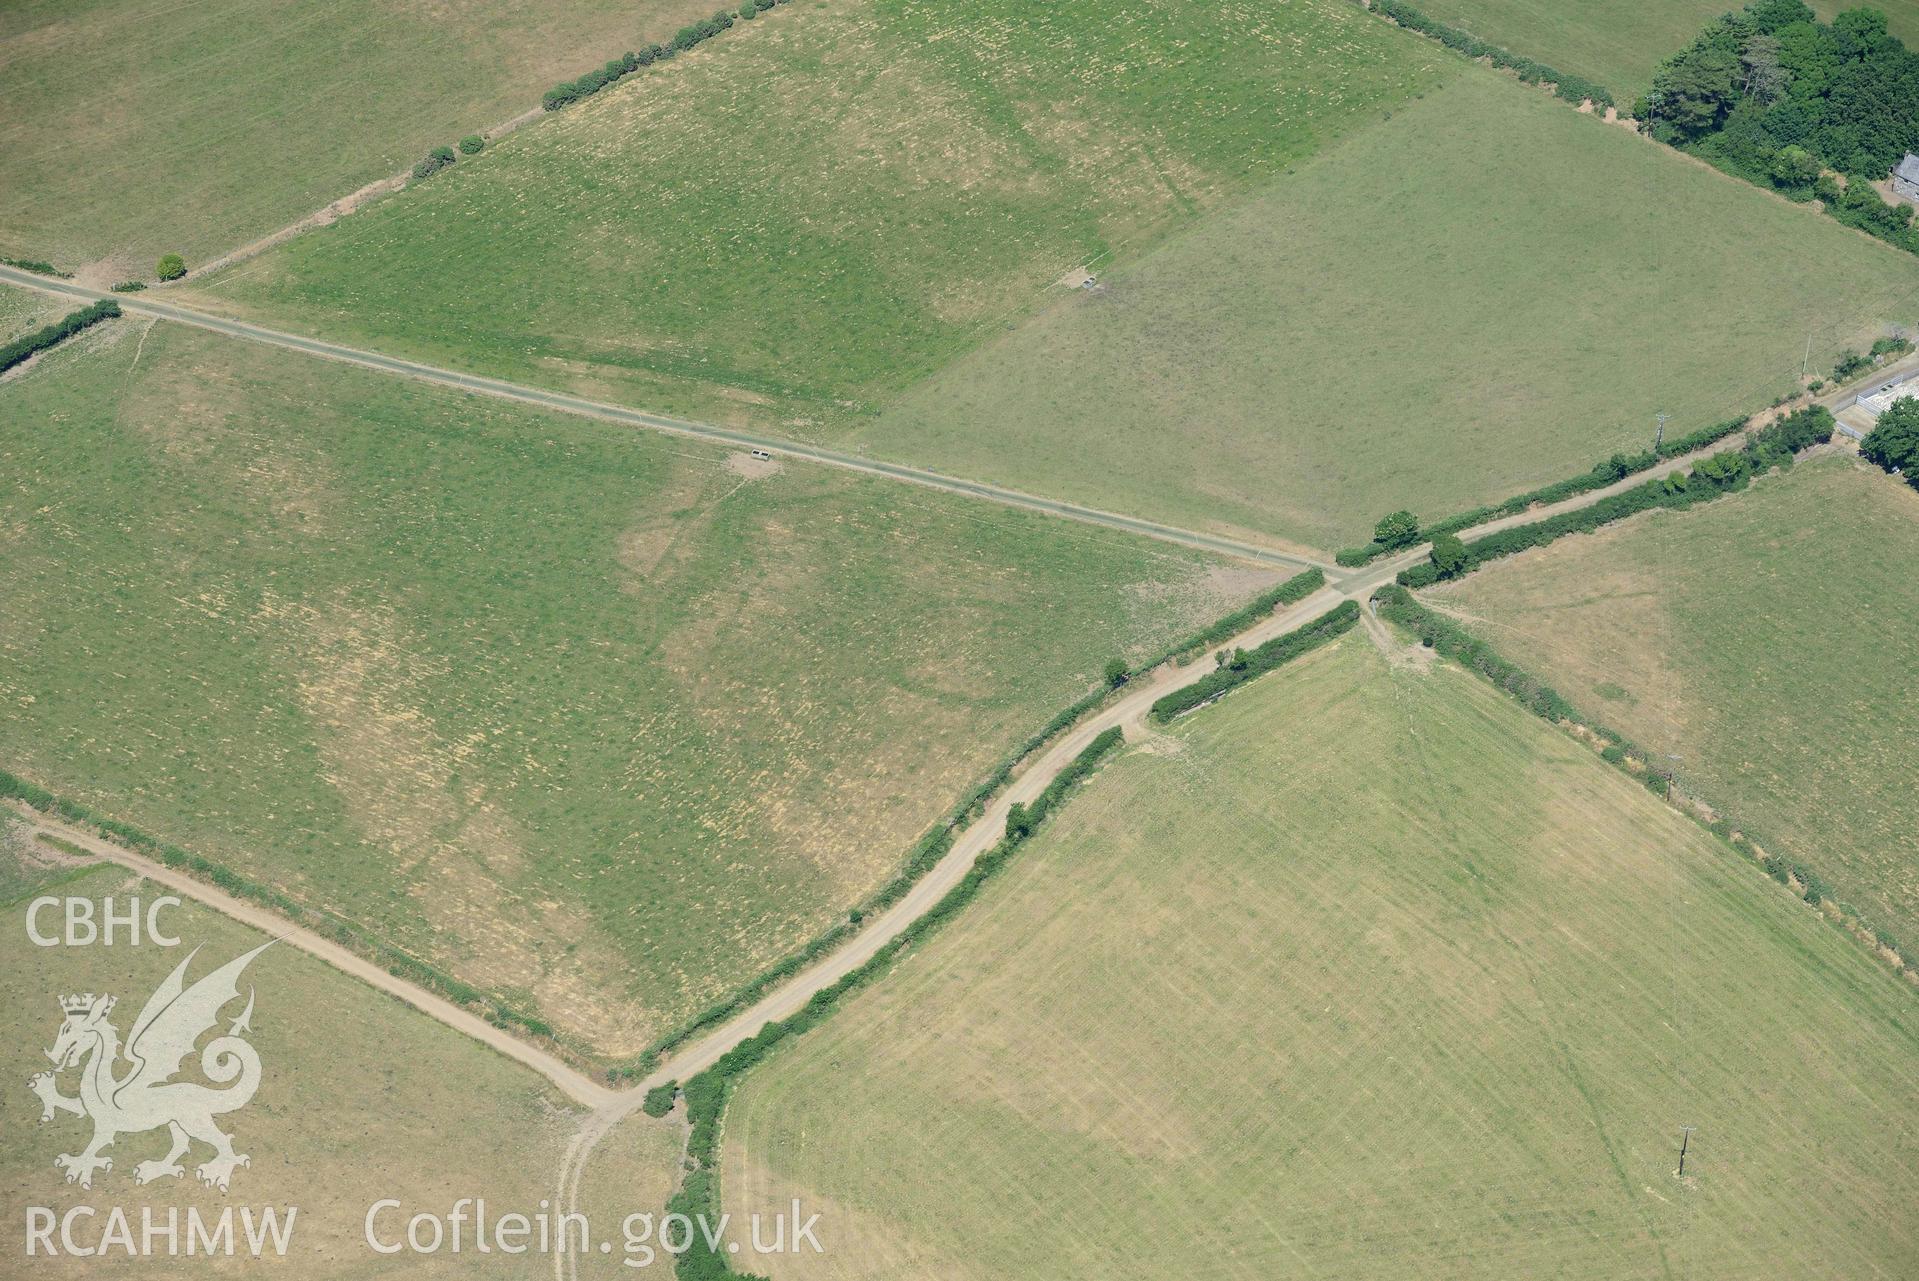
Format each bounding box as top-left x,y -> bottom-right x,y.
0,0 -> 721,271
189,0 -> 1445,428
1431,455 -> 1919,961
0,838 -> 595,1277
849,68 -> 1919,552
721,639 -> 1918,1279
0,316 -> 1267,1056
1412,0 -> 1919,104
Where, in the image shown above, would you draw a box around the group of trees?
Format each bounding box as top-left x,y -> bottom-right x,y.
1,299 -> 119,375
1371,0 -> 1614,108
1861,396 -> 1919,489
1640,3 -> 1919,251
542,0 -> 783,113
1398,407 -> 1836,587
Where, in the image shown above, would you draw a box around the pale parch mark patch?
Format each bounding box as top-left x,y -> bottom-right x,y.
262,589 -> 653,1053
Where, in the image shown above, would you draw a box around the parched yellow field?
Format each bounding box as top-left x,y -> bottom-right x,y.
1430,455 -> 1919,959
721,640 -> 1918,1279
0,836 -> 601,1277
0,307 -> 1269,1057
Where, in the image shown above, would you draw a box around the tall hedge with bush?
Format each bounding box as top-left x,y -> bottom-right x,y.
1,299 -> 119,374
1396,408 -> 1833,587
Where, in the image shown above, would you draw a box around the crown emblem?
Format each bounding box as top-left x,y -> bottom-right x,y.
60,993 -> 110,1015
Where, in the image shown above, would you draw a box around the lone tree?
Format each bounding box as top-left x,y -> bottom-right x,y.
1103,657 -> 1129,688
156,253 -> 186,282
1373,510 -> 1421,549
1429,532 -> 1471,579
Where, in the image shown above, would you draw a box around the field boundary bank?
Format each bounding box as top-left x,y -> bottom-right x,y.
1371,585 -> 1915,987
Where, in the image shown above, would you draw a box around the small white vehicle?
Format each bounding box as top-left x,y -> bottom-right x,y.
750,448 -> 773,461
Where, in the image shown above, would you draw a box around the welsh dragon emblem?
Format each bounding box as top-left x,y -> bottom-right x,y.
28,941 -> 272,1192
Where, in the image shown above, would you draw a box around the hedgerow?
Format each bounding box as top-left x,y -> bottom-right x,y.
543,1 -> 785,113
1149,600 -> 1360,722
1396,408 -> 1832,587
665,727 -> 1126,1279
1337,417 -> 1750,565
1148,568 -> 1325,667
0,299 -> 120,375
1,257 -> 70,279
1369,0 -> 1614,109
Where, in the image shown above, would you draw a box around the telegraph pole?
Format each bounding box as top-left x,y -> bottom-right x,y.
1677,1126 -> 1696,1177
1654,411 -> 1670,452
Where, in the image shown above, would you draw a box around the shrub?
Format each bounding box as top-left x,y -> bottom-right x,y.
740,1 -> 757,15
1102,658 -> 1129,688
1832,349 -> 1871,383
1373,510 -> 1421,549
411,145 -> 456,181
110,280 -> 146,292
458,135 -> 485,155
156,253 -> 186,281
641,1081 -> 679,1117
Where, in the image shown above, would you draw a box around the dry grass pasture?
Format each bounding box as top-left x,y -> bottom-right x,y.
0,316 -> 1269,1057
850,68 -> 1919,551
187,0 -> 1447,426
722,640 -> 1918,1279
0,0 -> 729,273
1431,455 -> 1919,960
0,838 -> 596,1277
